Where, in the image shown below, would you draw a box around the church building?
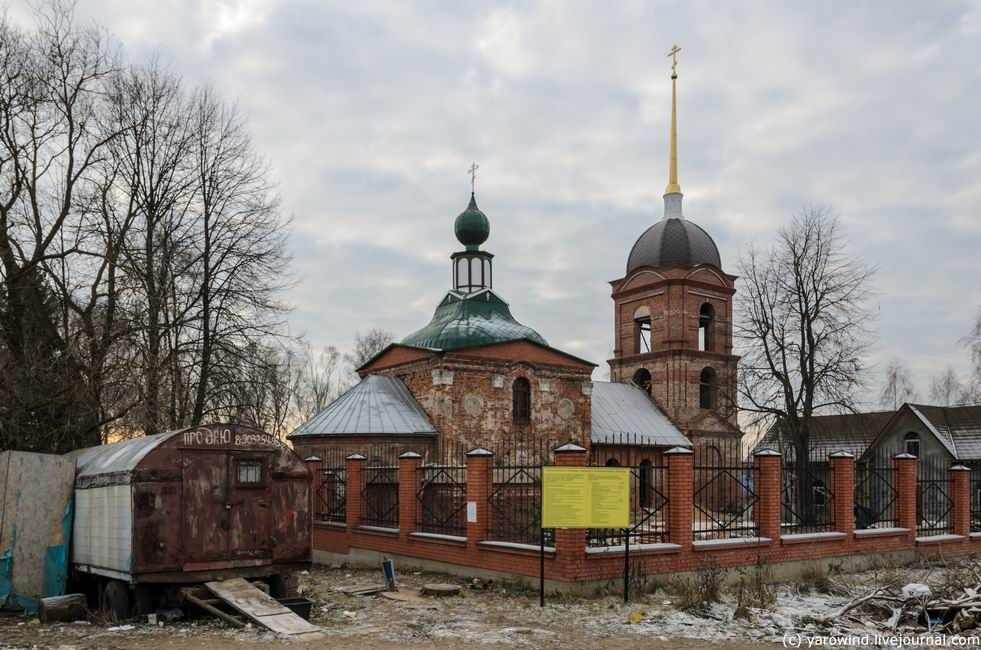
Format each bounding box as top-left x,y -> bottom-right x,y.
289,52 -> 737,463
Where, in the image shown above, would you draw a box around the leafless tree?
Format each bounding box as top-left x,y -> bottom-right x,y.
962,309 -> 981,405
294,342 -> 346,419
0,3 -> 122,451
878,359 -> 918,410
346,327 -> 394,370
736,206 -> 875,523
929,366 -> 964,407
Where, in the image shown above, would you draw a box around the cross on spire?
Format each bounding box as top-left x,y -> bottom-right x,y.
468,161 -> 479,193
668,44 -> 681,78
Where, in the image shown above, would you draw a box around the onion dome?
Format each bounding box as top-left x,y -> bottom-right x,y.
454,193 -> 490,251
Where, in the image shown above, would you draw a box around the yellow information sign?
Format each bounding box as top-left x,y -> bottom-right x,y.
541,467 -> 630,528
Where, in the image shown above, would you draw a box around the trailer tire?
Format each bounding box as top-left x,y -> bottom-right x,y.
102,580 -> 131,621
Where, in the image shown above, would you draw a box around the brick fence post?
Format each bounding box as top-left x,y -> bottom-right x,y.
895,452 -> 918,533
949,464 -> 971,538
553,443 -> 588,581
665,447 -> 693,548
465,448 -> 493,548
398,452 -> 422,539
754,449 -> 782,541
345,454 -> 365,529
829,451 -> 856,535
304,455 -> 323,521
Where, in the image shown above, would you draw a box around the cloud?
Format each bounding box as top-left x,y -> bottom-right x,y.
17,0 -> 981,400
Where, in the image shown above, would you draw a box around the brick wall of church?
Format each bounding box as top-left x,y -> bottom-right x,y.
373,355 -> 593,452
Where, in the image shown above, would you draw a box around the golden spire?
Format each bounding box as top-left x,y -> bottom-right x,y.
664,44 -> 682,195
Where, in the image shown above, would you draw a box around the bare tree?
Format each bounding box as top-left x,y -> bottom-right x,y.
346,327 -> 394,370
929,366 -> 964,407
962,309 -> 981,405
295,342 -> 346,419
878,359 -> 918,410
0,3 -> 122,451
736,206 -> 875,523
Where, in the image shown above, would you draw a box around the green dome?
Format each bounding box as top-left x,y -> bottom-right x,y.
454,193 -> 490,250
401,290 -> 547,351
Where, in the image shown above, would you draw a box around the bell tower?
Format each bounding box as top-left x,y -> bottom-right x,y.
608,46 -> 740,443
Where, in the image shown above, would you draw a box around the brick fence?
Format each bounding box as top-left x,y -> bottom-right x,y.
306,446 -> 981,591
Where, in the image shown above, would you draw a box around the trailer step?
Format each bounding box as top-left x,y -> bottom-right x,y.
204,578 -> 324,639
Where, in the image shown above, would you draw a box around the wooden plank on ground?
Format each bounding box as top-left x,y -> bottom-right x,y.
205,578 -> 323,639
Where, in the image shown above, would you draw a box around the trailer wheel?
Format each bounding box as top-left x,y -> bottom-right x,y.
102,580 -> 131,621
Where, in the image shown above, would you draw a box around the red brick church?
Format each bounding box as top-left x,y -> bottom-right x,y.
289,60 -> 741,463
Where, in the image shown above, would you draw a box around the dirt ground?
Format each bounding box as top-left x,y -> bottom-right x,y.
7,558 -> 968,650
0,564 -> 784,650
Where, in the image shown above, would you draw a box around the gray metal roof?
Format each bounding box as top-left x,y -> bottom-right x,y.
289,375 -> 437,438
626,217 -> 722,273
69,431 -> 180,487
755,411 -> 894,461
907,404 -> 981,461
590,382 -> 692,448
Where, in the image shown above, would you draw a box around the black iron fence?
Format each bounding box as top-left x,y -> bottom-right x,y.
417,463 -> 468,536
489,462 -> 552,545
781,462 -> 835,534
360,447 -> 401,529
693,441 -> 758,540
917,457 -> 952,537
587,462 -> 669,547
854,454 -> 899,530
968,463 -> 981,533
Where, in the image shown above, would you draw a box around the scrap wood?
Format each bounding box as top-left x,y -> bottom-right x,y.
337,584 -> 387,596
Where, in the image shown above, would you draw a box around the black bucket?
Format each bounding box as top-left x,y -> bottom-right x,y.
276,597 -> 313,621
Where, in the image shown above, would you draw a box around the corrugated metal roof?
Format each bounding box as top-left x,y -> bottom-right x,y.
754,411 -> 894,461
590,382 -> 692,448
289,375 -> 437,438
69,431 -> 180,486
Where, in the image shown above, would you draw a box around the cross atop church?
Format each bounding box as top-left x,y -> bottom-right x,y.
468,161 -> 479,192
668,44 -> 681,78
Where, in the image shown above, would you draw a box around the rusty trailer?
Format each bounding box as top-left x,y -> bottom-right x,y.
68,424 -> 311,616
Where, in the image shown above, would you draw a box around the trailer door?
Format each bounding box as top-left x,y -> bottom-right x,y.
181,451 -> 230,563
227,453 -> 273,560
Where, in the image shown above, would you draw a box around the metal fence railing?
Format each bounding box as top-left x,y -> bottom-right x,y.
968,463 -> 981,533
854,462 -> 899,529
917,457 -> 952,537
587,462 -> 669,547
692,461 -> 758,541
361,464 -> 399,528
416,464 -> 467,536
488,463 -> 553,545
318,466 -> 347,523
781,462 -> 834,534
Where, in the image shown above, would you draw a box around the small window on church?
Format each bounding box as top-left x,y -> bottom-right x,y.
513,378 -> 531,425
470,257 -> 482,288
904,432 -> 920,458
456,258 -> 468,290
699,367 -> 717,410
633,368 -> 652,395
699,303 -> 715,352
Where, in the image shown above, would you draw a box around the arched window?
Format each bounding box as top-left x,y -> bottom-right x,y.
698,303 -> 715,352
633,368 -> 652,395
699,444 -> 722,466
605,458 -> 621,467
512,378 -> 531,425
904,432 -> 920,458
639,459 -> 653,507
699,367 -> 717,410
634,305 -> 651,354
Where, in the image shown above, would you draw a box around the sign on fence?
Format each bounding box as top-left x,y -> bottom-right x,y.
542,467 -> 630,528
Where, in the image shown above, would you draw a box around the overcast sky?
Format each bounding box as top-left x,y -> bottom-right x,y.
9,1 -> 981,405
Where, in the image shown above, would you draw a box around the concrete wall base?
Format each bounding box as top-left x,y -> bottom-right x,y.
313,547 -> 919,596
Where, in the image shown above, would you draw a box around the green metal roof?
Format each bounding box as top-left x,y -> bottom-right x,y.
401,289 -> 547,351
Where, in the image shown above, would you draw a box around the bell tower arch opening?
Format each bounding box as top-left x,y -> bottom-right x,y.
698,302 -> 715,352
